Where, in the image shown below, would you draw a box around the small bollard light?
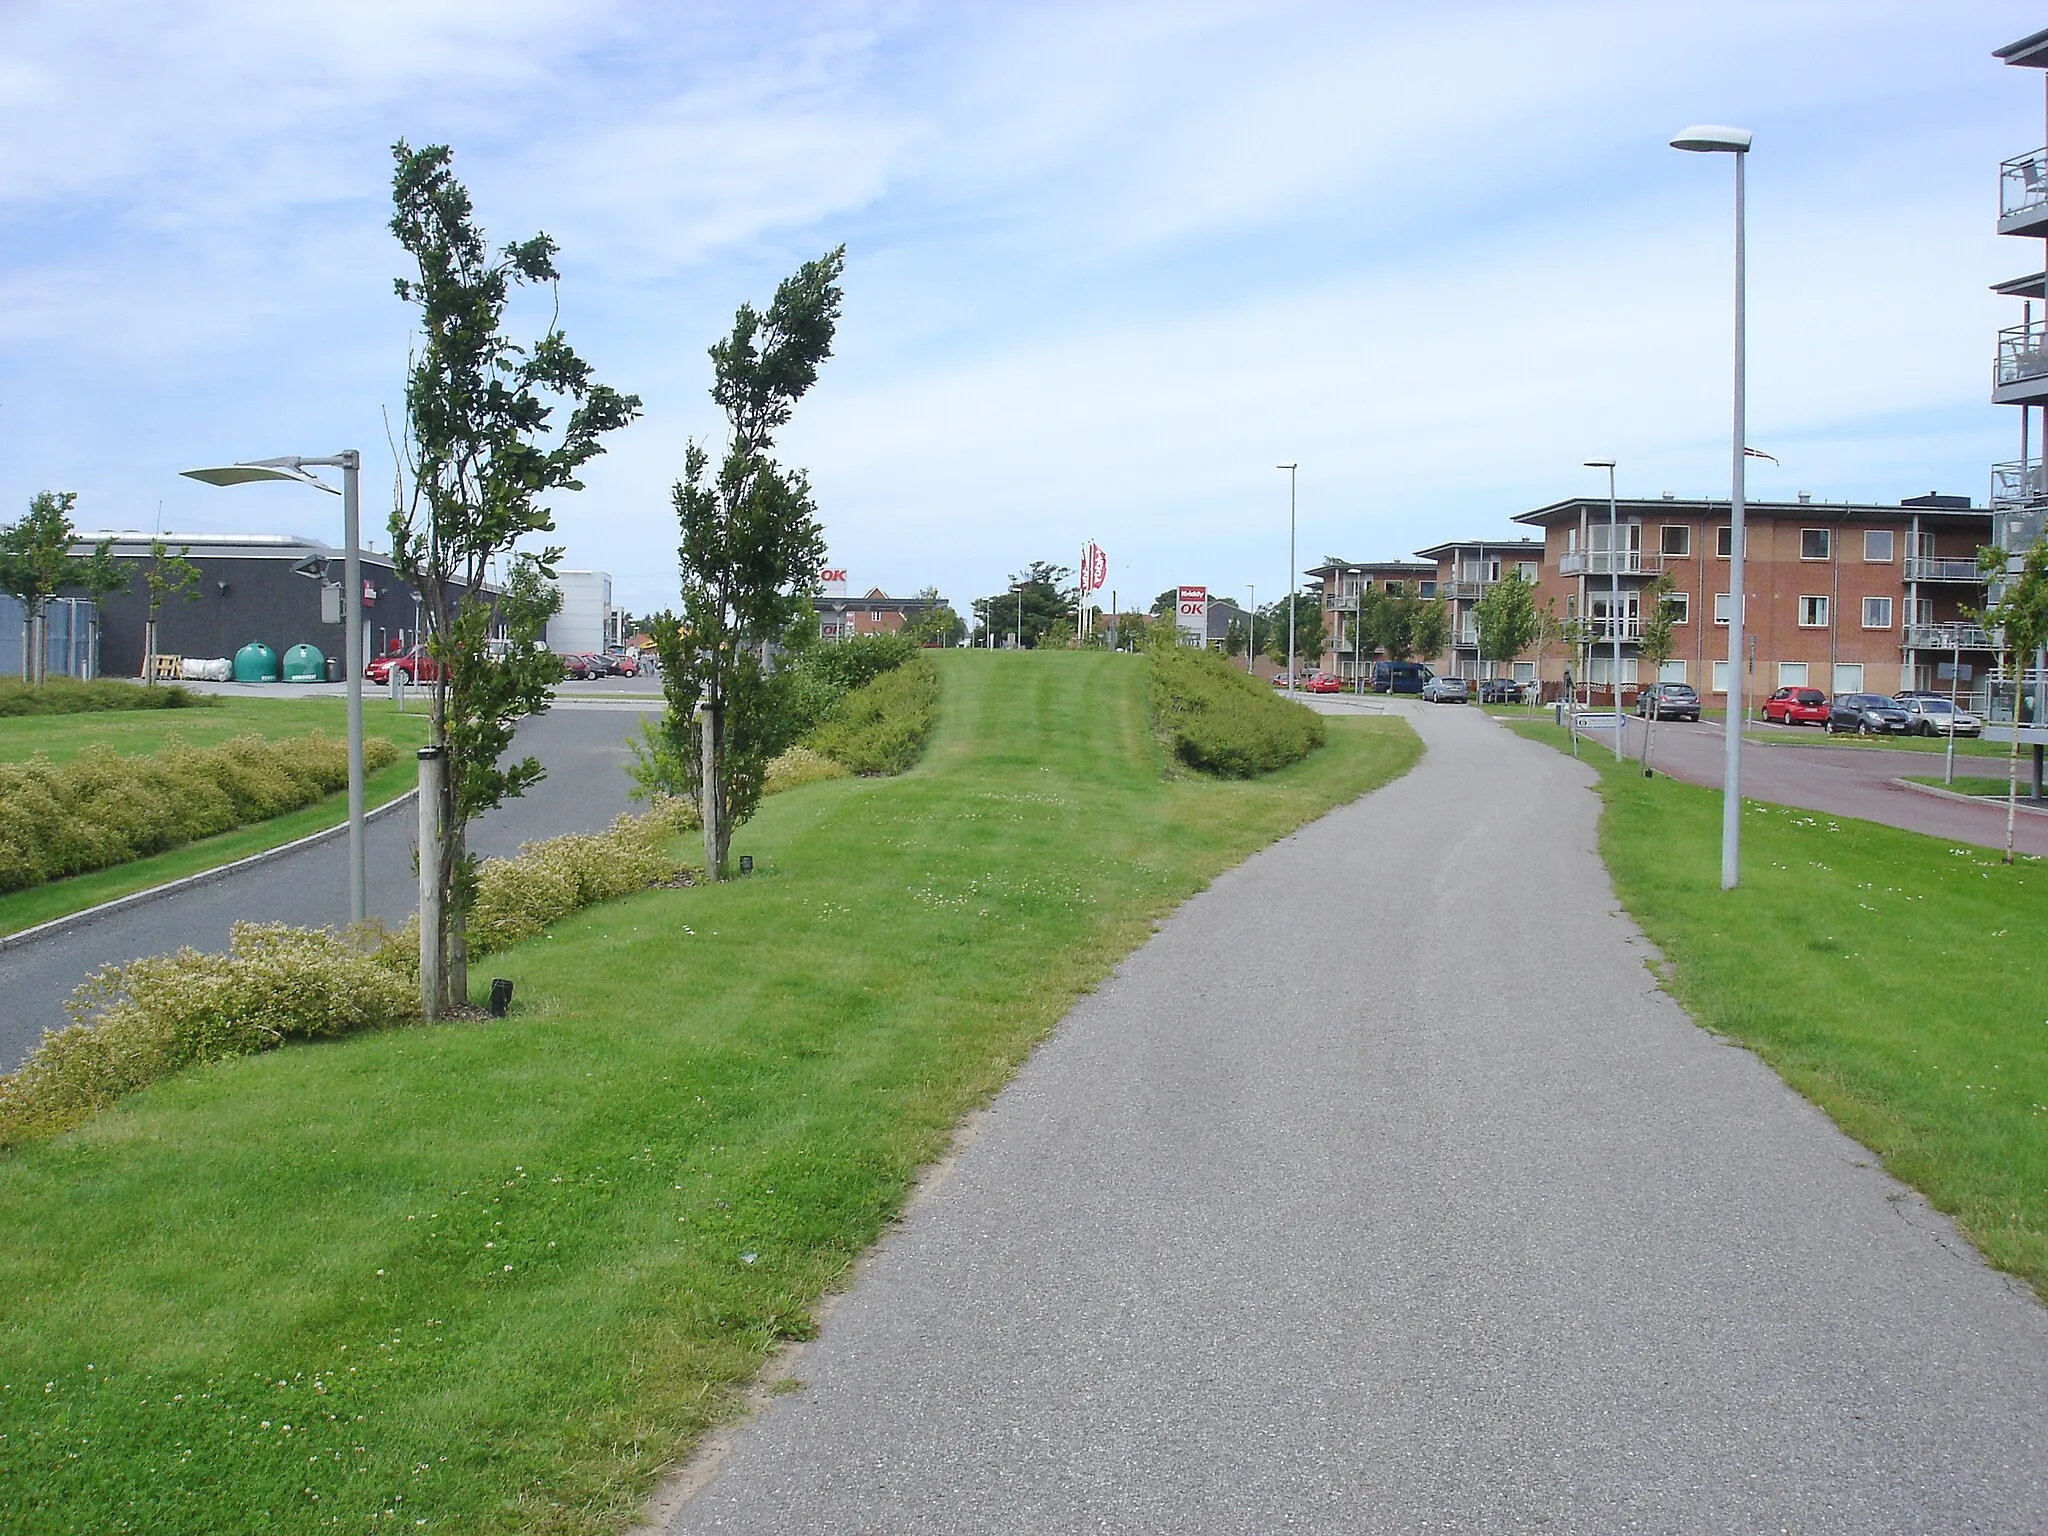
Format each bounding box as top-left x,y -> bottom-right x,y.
488,978 -> 514,1017
738,855 -> 753,875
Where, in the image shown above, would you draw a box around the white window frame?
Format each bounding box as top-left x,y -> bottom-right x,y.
1660,524 -> 1692,557
1800,528 -> 1832,561
1713,592 -> 1732,625
1710,660 -> 1731,694
1861,596 -> 1893,630
1658,659 -> 1687,684
1716,525 -> 1732,558
1864,529 -> 1894,563
1833,662 -> 1865,694
1797,595 -> 1829,628
1777,661 -> 1809,688
1666,591 -> 1690,625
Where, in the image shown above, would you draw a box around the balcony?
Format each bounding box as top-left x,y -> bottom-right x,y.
1454,627 -> 1479,648
1994,319 -> 2048,405
1558,551 -> 1667,577
1903,556 -> 1986,583
1586,618 -> 1643,642
1438,579 -> 1485,601
1991,458 -> 2047,510
2001,148 -> 2048,237
1904,624 -> 1998,652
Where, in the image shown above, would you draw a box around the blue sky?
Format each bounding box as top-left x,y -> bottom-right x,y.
1,1 -> 2041,618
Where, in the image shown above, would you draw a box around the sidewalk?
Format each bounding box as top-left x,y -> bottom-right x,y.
657,700 -> 2048,1533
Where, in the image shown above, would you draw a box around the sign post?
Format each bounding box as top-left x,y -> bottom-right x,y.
1079,542 -> 1108,641
1176,585 -> 1208,648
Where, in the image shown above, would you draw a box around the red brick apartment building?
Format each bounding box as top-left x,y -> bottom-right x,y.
1511,493 -> 1991,706
1306,559 -> 1436,685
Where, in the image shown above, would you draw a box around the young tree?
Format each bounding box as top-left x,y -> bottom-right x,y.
649,247 -> 845,883
1263,590 -> 1325,671
1474,570 -> 1538,685
1407,596 -> 1451,668
1633,573 -> 1680,770
1977,537 -> 2048,863
0,492 -> 123,686
142,538 -> 202,684
903,587 -> 964,647
389,140 -> 640,1015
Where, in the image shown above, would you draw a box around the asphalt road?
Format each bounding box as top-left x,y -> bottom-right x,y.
660,698 -> 2048,1533
0,701 -> 659,1072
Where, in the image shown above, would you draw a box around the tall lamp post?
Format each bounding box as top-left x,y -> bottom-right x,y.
1672,123 -> 1752,891
183,452 -> 366,924
1585,459 -> 1623,761
1277,463 -> 1298,692
1244,582 -> 1255,673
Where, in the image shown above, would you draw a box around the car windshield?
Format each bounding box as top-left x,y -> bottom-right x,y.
1917,699 -> 1952,713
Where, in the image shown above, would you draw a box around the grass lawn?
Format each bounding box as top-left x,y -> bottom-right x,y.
1502,716 -> 2048,1304
0,650 -> 1420,1536
1902,772 -> 2048,803
0,696 -> 431,938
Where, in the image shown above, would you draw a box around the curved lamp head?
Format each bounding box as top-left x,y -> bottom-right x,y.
1583,458 -> 1616,470
1671,124 -> 1752,154
181,462 -> 339,495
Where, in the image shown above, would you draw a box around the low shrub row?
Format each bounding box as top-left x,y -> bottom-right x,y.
0,676 -> 217,717
807,654 -> 941,775
1148,644 -> 1324,776
0,732 -> 400,892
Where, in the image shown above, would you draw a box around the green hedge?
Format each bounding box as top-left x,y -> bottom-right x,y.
0,676 -> 216,716
1149,644 -> 1324,776
0,732 -> 400,892
807,655 -> 940,775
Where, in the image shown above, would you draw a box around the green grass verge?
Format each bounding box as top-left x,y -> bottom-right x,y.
0,650 -> 1421,1536
0,699 -> 431,938
1901,773 -> 2048,802
1503,716 -> 2048,1304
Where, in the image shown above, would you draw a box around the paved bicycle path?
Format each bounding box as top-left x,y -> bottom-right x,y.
660,699 -> 2048,1533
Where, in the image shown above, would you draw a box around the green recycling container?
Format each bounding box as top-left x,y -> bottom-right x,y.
232,641 -> 279,683
282,643 -> 325,684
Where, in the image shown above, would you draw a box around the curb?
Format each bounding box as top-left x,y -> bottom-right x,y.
0,790 -> 420,954
1891,776 -> 2048,819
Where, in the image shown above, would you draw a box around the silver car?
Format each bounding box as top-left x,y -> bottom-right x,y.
1421,676 -> 1469,704
1898,696 -> 1982,738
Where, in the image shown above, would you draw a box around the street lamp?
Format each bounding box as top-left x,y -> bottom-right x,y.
1245,582 -> 1255,674
1010,581 -> 1026,650
1671,122 -> 1752,891
183,452 -> 366,924
1585,459 -> 1623,761
1277,464 -> 1298,692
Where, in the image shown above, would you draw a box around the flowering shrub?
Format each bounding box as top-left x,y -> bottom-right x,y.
0,732 -> 401,892
0,923 -> 416,1147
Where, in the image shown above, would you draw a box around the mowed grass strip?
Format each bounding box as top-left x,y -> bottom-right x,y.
1505,717 -> 2048,1301
0,651 -> 1420,1536
0,697 -> 432,937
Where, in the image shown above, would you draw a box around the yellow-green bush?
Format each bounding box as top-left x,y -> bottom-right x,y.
765,745 -> 851,794
807,655 -> 940,775
0,732 -> 401,892
1149,644 -> 1324,776
0,924 -> 416,1147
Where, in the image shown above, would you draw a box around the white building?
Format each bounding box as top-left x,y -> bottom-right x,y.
547,570 -> 615,654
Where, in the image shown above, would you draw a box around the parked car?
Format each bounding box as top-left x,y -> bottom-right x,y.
604,647 -> 642,677
1370,660 -> 1434,695
1477,678 -> 1525,704
558,651 -> 603,680
365,646 -> 440,685
1893,689 -> 1945,701
1898,696 -> 1982,737
1635,682 -> 1701,721
1826,693 -> 1912,734
1761,686 -> 1829,727
1420,675 -> 1469,704
1303,672 -> 1343,694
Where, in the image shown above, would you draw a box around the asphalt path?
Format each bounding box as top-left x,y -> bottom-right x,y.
0,700 -> 658,1072
660,698 -> 2048,1534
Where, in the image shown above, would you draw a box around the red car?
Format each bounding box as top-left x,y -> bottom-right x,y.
365,646 -> 441,685
1303,672 -> 1343,694
1761,686 -> 1828,726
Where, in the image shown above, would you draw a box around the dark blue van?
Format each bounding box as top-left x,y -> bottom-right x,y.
1370,661 -> 1433,695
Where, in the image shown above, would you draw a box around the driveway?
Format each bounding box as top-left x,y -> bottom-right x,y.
656,698 -> 2048,1533
0,700 -> 659,1073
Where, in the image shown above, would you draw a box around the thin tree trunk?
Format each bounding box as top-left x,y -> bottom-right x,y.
701,701 -> 725,881
448,822 -> 469,1009
2008,652 -> 2022,866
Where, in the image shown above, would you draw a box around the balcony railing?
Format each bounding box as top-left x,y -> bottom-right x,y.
1586,618 -> 1643,642
1454,627 -> 1479,647
2002,148 -> 2048,227
1903,556 -> 1986,583
1438,579 -> 1485,601
1997,319 -> 2048,389
1991,458 -> 2047,510
1904,624 -> 1998,651
1557,551 -> 1667,577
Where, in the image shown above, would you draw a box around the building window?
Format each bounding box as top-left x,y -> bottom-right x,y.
1716,525 -> 1732,557
1833,662 -> 1864,694
1711,660 -> 1731,694
1798,596 -> 1829,628
1862,596 -> 1893,629
1913,598 -> 1934,627
1516,561 -> 1538,581
870,609 -> 883,622
1418,581 -> 1437,599
1660,524 -> 1691,557
1864,528 -> 1894,562
1665,591 -> 1690,625
1778,661 -> 1809,688
1801,528 -> 1831,560
1659,660 -> 1687,684
1713,592 -> 1732,625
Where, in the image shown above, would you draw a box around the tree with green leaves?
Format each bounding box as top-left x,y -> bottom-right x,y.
389,140 -> 640,1015
1633,572 -> 1680,770
903,587 -> 964,648
1263,591 -> 1325,671
0,492 -> 124,686
1977,537 -> 2048,863
1407,596 -> 1451,668
142,538 -> 202,684
974,562 -> 1074,648
1474,570 -> 1538,684
648,247 -> 844,883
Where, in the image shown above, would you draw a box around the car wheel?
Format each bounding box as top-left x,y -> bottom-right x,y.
394,669 -> 411,686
